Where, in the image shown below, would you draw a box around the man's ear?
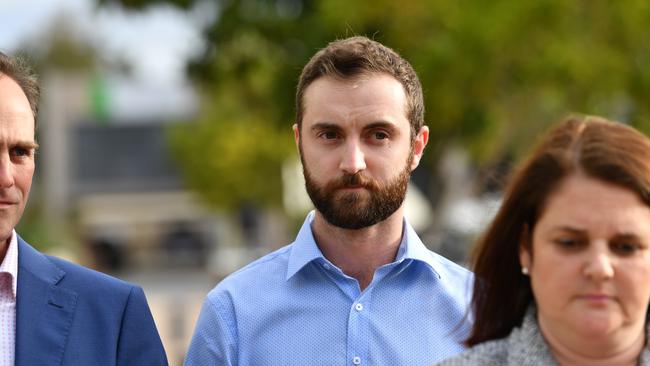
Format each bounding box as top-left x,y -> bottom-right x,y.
293,123 -> 300,151
410,126 -> 429,170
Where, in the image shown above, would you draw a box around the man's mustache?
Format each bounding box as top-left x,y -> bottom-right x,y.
326,173 -> 381,191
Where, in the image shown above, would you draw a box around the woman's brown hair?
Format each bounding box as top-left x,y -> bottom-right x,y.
466,115 -> 650,346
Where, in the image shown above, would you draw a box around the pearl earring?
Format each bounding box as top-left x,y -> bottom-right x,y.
521,267 -> 529,275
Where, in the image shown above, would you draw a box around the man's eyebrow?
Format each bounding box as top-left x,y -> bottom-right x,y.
14,140 -> 39,150
363,121 -> 399,131
310,122 -> 342,132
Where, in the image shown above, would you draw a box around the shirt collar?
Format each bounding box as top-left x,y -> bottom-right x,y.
286,211 -> 445,280
396,217 -> 443,278
286,211 -> 324,280
0,230 -> 19,299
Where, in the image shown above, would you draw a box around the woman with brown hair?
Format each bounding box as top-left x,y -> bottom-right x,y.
438,115 -> 650,365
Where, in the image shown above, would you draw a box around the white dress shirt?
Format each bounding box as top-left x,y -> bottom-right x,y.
0,231 -> 18,366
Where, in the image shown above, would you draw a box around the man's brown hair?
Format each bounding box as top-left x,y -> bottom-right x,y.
295,36 -> 424,139
0,52 -> 40,120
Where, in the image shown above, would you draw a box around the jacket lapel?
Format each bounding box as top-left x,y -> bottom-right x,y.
15,237 -> 78,366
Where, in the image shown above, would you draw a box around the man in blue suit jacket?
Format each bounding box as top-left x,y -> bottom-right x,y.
16,236 -> 168,365
0,53 -> 168,365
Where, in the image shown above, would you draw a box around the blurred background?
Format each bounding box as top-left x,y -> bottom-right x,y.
3,0 -> 650,363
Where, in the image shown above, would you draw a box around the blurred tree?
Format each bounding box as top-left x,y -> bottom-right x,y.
21,14 -> 98,72
103,0 -> 650,207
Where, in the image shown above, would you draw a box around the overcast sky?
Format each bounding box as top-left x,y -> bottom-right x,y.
0,0 -> 213,85
1,0 -> 216,120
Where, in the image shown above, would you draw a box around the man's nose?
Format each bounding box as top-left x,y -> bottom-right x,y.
0,154 -> 15,188
339,140 -> 366,174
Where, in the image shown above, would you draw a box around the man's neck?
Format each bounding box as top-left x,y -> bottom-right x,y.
311,208 -> 405,291
0,236 -> 10,264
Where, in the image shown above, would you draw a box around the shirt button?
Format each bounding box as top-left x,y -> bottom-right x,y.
353,356 -> 361,365
355,303 -> 363,311
323,263 -> 331,270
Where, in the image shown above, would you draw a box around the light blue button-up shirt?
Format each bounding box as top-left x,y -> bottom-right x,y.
185,212 -> 473,366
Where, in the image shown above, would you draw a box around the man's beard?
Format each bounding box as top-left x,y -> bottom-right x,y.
302,154 -> 413,230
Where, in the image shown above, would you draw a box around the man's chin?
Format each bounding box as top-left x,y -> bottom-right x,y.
328,219 -> 377,230
320,209 -> 384,230
335,186 -> 369,193
334,190 -> 371,206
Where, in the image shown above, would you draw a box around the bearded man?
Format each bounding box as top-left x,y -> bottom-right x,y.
185,36 -> 472,366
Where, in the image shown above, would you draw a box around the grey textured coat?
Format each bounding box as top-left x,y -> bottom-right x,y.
435,307 -> 650,365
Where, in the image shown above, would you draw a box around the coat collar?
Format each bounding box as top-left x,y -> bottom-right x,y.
506,307 -> 559,365
15,235 -> 78,366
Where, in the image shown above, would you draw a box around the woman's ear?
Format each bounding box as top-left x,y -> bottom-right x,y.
519,224 -> 532,273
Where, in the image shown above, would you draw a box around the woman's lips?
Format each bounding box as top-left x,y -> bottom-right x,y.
577,294 -> 613,304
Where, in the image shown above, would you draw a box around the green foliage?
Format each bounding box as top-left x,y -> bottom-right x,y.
20,14 -> 97,73
167,58 -> 295,209
167,26 -> 297,210
168,118 -> 293,209
98,0 -> 194,10
115,0 -> 650,207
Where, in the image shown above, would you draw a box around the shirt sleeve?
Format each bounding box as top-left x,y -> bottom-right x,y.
184,296 -> 238,366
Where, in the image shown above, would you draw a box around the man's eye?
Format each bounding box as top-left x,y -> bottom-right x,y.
320,131 -> 339,140
373,131 -> 389,140
11,147 -> 30,157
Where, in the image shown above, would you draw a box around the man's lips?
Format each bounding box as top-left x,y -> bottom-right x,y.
338,185 -> 367,191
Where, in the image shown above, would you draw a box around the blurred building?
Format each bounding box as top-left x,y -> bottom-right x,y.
38,71 -> 219,364
72,122 -> 212,270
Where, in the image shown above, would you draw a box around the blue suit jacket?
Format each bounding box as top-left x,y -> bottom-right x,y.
15,236 -> 168,365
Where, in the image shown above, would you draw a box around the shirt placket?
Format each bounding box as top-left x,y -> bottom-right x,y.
347,288 -> 371,366
344,262 -> 403,366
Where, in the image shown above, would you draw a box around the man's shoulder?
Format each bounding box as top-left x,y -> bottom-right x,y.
427,249 -> 473,281
229,243 -> 294,278
206,244 -> 294,301
415,247 -> 473,307
45,254 -> 135,295
431,251 -> 474,279
18,238 -> 136,297
403,220 -> 472,284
